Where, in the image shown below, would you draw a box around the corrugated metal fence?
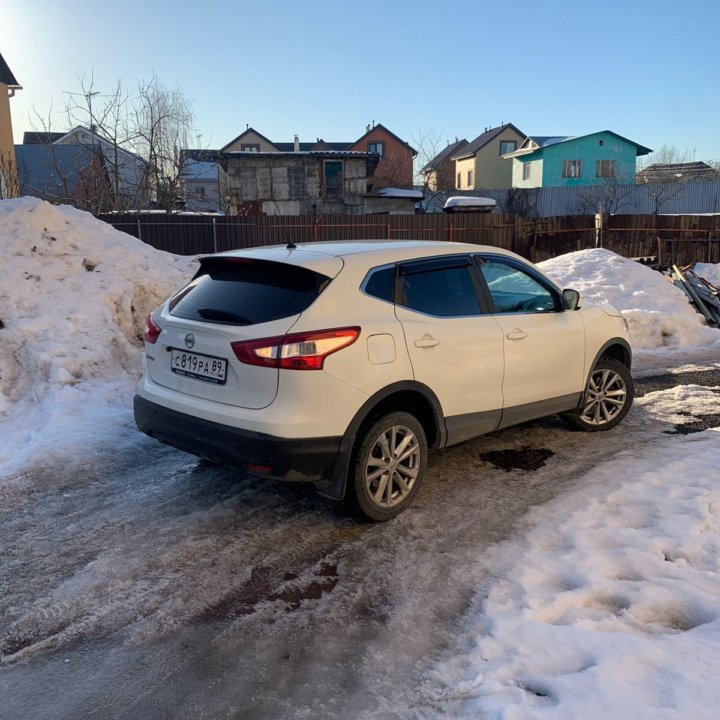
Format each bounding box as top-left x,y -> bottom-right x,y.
427,180 -> 720,217
98,212 -> 720,266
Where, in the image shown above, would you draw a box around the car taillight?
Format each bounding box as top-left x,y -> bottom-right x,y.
143,313 -> 162,344
231,327 -> 360,370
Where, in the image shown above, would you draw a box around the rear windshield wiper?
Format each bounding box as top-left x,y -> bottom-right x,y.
196,308 -> 252,324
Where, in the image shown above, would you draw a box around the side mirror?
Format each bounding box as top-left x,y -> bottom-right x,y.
562,288 -> 581,311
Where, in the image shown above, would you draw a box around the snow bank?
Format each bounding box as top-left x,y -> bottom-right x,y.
428,388 -> 720,718
694,262 -> 720,288
0,198 -> 195,474
539,249 -> 720,350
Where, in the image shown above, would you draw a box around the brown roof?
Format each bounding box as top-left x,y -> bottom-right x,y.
219,127 -> 279,153
422,139 -> 469,172
0,52 -> 20,88
349,123 -> 417,156
636,161 -> 719,183
452,123 -> 525,160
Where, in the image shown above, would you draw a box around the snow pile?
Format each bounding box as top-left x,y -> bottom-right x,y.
0,197 -> 195,473
429,388 -> 720,718
695,262 -> 720,288
539,249 -> 720,350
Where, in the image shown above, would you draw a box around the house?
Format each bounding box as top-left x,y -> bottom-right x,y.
179,150 -> 221,211
186,123 -> 418,214
52,126 -> 149,207
0,51 -> 21,197
507,131 -> 652,188
636,161 -> 720,184
15,144 -> 112,210
451,123 -> 526,190
220,149 -> 381,215
346,123 -> 417,190
421,139 -> 468,192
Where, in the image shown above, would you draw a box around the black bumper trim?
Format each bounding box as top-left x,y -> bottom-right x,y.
134,395 -> 341,483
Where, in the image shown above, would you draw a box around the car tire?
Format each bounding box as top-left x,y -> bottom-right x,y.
562,358 -> 634,431
348,411 -> 427,521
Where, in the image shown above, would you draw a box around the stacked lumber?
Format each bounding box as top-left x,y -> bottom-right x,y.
671,265 -> 720,327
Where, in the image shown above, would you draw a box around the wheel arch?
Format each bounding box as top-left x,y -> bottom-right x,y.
592,337 -> 632,372
314,381 -> 446,501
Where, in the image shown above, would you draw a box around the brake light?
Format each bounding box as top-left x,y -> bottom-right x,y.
143,313 -> 162,344
232,327 -> 360,370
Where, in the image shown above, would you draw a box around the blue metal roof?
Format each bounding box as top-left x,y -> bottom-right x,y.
15,144 -> 98,198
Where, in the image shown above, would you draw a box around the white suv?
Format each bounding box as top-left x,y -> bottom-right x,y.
134,241 -> 633,520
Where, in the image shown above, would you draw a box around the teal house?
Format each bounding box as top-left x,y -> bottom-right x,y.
507,131 -> 651,188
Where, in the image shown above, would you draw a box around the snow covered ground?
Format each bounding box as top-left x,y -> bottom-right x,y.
1,198 -> 720,717
425,386 -> 720,719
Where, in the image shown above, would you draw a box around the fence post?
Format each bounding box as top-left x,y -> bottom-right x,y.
448,220 -> 454,243
212,216 -> 218,254
386,222 -> 391,240
136,216 -> 142,242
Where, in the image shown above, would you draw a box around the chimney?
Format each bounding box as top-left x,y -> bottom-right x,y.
294,134 -> 299,152
366,123 -> 371,132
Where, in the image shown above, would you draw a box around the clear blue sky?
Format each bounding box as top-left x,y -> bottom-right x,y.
2,0 -> 719,163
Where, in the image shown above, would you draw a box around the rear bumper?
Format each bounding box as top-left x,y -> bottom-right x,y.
134,395 -> 341,483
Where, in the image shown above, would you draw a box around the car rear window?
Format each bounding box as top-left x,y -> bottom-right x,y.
169,257 -> 330,326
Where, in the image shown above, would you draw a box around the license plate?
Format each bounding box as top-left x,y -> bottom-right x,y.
170,349 -> 227,384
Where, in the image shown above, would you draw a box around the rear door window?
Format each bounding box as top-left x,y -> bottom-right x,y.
170,258 -> 330,325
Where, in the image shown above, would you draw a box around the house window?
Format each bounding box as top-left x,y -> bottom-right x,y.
368,142 -> 384,156
457,172 -> 461,189
324,160 -> 343,200
289,166 -> 305,200
241,144 -> 260,152
467,170 -> 474,187
596,159 -> 616,178
562,160 -> 582,178
522,162 -> 532,181
499,140 -> 517,156
599,139 -> 605,147
195,186 -> 206,198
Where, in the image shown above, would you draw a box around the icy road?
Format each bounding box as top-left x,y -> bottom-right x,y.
1,367 -> 719,720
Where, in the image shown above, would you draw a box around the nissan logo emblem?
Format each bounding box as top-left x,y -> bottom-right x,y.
184,333 -> 196,349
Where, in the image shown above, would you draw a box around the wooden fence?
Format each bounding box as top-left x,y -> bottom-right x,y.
97,212 -> 720,266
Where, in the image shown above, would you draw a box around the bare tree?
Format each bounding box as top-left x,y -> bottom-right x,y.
30,73 -> 197,213
410,128 -> 449,212
0,151 -> 18,199
637,144 -> 690,171
636,144 -> 692,214
130,77 -> 195,210
575,164 -> 636,215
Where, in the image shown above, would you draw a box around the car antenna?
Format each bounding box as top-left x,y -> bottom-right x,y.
286,240 -> 297,249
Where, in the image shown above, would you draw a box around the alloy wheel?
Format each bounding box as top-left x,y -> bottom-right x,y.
581,368 -> 627,426
364,425 -> 421,508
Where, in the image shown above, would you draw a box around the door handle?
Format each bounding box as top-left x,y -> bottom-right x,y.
415,335 -> 440,349
506,328 -> 527,341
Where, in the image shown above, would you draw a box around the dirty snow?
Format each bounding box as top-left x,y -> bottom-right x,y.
539,248 -> 720,352
0,197 -> 195,476
1,201 -> 720,717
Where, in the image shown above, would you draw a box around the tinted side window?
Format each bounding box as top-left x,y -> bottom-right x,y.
364,267 -> 395,303
479,260 -> 557,313
400,266 -> 481,317
170,258 -> 328,325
